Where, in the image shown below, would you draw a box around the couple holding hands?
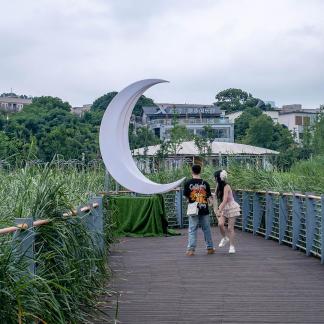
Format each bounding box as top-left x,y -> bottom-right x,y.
184,164 -> 241,256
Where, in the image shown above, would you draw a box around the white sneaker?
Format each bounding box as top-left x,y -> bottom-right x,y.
229,245 -> 236,254
218,237 -> 229,248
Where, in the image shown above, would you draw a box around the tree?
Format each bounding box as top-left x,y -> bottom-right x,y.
129,126 -> 160,150
242,114 -> 294,152
234,107 -> 263,141
133,95 -> 155,116
193,125 -> 215,157
243,115 -> 274,149
91,92 -> 155,116
215,88 -> 250,113
91,92 -> 118,112
168,124 -> 191,154
312,112 -> 324,155
215,88 -> 272,113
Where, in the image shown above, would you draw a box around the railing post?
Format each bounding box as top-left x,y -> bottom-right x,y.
175,189 -> 183,228
253,193 -> 262,235
321,195 -> 324,264
292,194 -> 302,250
13,218 -> 35,275
279,195 -> 288,244
265,193 -> 274,239
84,197 -> 105,254
104,169 -> 110,193
242,191 -> 250,232
306,195 -> 316,256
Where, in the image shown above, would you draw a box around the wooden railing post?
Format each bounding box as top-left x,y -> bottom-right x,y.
13,217 -> 35,275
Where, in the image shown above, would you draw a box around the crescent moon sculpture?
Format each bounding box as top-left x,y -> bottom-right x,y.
99,79 -> 185,194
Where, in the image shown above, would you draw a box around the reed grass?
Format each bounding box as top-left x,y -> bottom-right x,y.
0,163 -> 113,323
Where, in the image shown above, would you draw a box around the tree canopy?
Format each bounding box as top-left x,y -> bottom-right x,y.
215,88 -> 272,113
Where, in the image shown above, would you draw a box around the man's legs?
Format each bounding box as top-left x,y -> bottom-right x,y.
199,214 -> 214,250
187,215 -> 199,252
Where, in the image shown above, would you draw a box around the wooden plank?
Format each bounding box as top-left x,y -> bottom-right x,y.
93,229 -> 324,324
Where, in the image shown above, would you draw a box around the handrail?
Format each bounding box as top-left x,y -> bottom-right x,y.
100,188 -> 322,200
234,189 -> 321,200
0,202 -> 100,236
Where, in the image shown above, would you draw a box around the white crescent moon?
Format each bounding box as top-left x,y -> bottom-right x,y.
99,79 -> 185,194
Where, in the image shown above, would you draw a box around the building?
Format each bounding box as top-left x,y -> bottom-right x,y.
0,96 -> 32,112
133,141 -> 278,172
71,104 -> 92,117
278,105 -> 320,142
226,104 -> 321,143
226,110 -> 280,124
142,103 -> 234,142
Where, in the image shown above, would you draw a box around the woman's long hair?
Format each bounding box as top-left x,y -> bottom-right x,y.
214,170 -> 227,201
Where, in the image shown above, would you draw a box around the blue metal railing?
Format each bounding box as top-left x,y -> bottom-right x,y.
172,189 -> 324,264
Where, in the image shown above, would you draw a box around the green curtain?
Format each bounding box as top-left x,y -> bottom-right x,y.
109,195 -> 179,237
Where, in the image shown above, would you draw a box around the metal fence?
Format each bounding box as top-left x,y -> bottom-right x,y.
107,188 -> 324,264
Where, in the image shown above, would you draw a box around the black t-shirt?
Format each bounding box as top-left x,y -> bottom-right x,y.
183,178 -> 212,216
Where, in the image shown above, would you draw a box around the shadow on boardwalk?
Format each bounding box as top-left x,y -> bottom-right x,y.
95,229 -> 324,324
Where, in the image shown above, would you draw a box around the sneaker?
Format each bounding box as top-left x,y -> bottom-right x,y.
229,245 -> 236,254
207,248 -> 215,255
218,237 -> 229,248
186,250 -> 195,256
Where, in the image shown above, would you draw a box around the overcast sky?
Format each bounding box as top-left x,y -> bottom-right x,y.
1,0 -> 324,108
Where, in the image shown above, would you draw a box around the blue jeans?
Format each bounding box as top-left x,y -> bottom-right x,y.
187,214 -> 214,251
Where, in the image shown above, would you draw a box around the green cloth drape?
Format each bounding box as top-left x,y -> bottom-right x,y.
109,195 -> 179,237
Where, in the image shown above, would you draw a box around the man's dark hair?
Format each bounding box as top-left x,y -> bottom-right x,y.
192,164 -> 201,175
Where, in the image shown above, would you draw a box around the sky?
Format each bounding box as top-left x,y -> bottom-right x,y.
1,0 -> 324,108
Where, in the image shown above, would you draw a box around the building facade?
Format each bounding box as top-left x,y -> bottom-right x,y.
0,96 -> 32,112
226,104 -> 320,143
226,110 -> 280,124
278,105 -> 320,142
71,104 -> 92,117
142,103 -> 234,142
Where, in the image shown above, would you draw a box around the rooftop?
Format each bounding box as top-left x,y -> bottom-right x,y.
133,141 -> 278,156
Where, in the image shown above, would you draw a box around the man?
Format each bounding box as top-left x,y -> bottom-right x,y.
183,164 -> 215,256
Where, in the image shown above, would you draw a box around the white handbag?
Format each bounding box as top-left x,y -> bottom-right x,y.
187,202 -> 199,216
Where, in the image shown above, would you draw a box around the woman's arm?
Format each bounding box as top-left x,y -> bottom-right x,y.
218,184 -> 230,212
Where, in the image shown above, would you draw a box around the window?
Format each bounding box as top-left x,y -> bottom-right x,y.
295,116 -> 302,125
303,116 -> 310,126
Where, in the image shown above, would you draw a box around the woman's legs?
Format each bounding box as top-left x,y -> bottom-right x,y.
217,215 -> 226,237
227,217 -> 236,247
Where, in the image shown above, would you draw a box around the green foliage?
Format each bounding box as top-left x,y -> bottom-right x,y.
91,92 -> 154,117
215,88 -> 272,113
0,163 -> 114,323
234,107 -> 263,140
312,112 -> 324,155
243,114 -> 275,149
236,110 -> 294,153
168,124 -> 191,154
129,125 -> 160,150
91,92 -> 118,112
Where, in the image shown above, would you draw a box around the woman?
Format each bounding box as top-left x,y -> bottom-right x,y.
214,170 -> 240,253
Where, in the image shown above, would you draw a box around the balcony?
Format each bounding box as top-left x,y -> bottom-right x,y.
148,117 -> 230,127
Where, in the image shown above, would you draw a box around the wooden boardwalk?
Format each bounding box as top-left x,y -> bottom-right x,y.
96,229 -> 324,324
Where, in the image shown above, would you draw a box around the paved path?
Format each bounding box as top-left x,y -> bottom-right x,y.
98,229 -> 324,324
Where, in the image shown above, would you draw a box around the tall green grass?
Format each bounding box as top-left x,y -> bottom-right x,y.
0,163 -> 113,323
147,156 -> 324,194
